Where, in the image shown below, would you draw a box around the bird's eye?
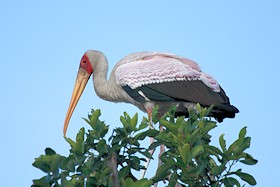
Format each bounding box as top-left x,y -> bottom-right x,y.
82,60 -> 87,63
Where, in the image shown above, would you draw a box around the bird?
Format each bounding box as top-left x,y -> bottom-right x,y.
63,50 -> 239,136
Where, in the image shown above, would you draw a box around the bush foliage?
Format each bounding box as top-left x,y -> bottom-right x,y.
32,105 -> 257,187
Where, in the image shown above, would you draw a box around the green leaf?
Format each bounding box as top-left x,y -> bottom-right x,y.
130,156 -> 141,170
121,112 -> 135,134
228,141 -> 239,155
120,116 -> 129,130
61,176 -> 76,187
76,128 -> 85,155
135,127 -> 158,141
196,103 -> 202,112
138,118 -> 148,131
119,166 -> 130,179
168,104 -> 177,116
134,179 -> 153,187
32,153 -> 65,175
211,163 -> 226,176
239,137 -> 251,153
175,116 -> 186,128
149,141 -> 162,150
240,153 -> 258,165
130,113 -> 138,130
65,137 -> 76,151
160,154 -> 176,165
188,109 -> 198,121
229,137 -> 251,156
168,172 -> 178,187
45,148 -> 56,156
89,109 -> 101,127
152,105 -> 159,123
219,134 -> 227,152
121,178 -> 134,187
178,143 -> 191,164
111,135 -> 123,145
208,157 -> 218,167
50,154 -> 65,174
124,111 -> 131,121
191,145 -> 204,158
205,145 -> 223,157
224,177 -> 241,187
239,126 -> 247,139
234,170 -> 257,185
82,117 -> 90,125
61,155 -> 78,172
198,120 -> 204,129
153,160 -> 173,182
98,124 -> 109,139
206,105 -> 214,116
32,176 -> 52,187
138,150 -> 153,159
189,128 -> 201,143
96,139 -> 107,155
200,107 -> 208,117
143,129 -> 159,138
113,128 -> 126,138
203,121 -> 217,133
32,155 -> 51,173
122,178 -> 152,187
159,119 -> 178,134
134,131 -> 148,141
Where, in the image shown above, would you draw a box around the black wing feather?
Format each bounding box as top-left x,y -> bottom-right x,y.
122,80 -> 239,122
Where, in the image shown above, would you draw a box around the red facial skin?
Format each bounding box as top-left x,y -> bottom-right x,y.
80,54 -> 93,74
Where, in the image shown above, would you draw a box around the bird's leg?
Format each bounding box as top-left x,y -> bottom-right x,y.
140,108 -> 156,179
152,120 -> 167,187
158,124 -> 165,162
147,108 -> 156,156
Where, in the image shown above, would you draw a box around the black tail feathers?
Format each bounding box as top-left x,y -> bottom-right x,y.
211,104 -> 239,122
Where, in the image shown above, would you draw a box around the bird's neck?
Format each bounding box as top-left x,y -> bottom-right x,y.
92,57 -> 125,103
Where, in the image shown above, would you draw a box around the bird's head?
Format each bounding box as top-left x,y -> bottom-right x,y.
63,50 -> 101,136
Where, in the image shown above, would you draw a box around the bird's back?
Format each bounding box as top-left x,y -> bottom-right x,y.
112,51 -> 238,122
114,51 -> 200,70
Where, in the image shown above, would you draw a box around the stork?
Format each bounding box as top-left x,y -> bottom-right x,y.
63,50 -> 238,136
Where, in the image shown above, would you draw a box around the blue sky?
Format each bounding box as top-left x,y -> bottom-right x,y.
1,1 -> 279,186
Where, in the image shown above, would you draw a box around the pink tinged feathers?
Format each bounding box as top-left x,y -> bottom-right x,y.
200,72 -> 220,92
115,54 -> 220,92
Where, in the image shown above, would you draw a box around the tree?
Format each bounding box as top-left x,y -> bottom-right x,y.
32,105 -> 257,187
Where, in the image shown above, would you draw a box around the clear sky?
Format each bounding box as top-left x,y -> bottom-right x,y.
1,1 -> 279,186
